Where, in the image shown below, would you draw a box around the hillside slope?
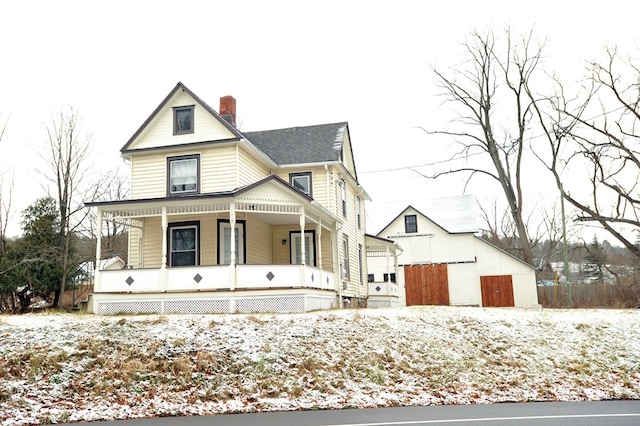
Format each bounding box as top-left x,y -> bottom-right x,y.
1,306 -> 639,424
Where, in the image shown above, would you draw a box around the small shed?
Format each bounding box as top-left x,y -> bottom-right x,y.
373,196 -> 539,308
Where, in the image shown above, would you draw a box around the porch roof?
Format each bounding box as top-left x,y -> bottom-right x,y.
85,175 -> 338,227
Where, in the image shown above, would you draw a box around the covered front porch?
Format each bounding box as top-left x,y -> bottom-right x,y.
87,178 -> 342,314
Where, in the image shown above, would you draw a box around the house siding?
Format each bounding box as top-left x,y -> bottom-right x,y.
335,168 -> 367,298
245,215 -> 272,264
130,153 -> 168,199
238,148 -> 269,188
200,145 -> 237,193
275,166 -> 329,207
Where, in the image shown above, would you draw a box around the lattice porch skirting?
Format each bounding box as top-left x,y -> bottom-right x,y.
94,291 -> 338,315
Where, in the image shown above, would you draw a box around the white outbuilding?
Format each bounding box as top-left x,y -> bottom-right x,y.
371,195 -> 539,308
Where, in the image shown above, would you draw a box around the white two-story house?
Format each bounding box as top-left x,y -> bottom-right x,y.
85,82 -> 371,314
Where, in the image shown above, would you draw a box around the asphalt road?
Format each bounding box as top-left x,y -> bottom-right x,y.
78,400 -> 640,425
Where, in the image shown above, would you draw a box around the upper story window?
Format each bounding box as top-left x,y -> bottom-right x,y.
405,214 -> 418,233
341,179 -> 347,217
173,105 -> 194,135
289,172 -> 312,197
168,154 -> 199,196
356,196 -> 361,229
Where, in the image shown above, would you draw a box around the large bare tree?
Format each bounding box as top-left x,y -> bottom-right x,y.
42,107 -> 95,307
530,46 -> 640,258
428,28 -> 545,265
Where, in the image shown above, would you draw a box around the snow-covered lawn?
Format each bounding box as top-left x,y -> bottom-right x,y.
1,306 -> 639,425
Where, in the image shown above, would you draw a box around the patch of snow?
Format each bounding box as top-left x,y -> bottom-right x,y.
0,306 -> 639,425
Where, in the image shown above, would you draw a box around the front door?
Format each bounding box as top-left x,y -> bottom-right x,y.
218,220 -> 245,264
290,231 -> 315,266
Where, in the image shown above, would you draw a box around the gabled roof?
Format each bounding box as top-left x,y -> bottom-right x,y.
121,82 -> 243,153
379,195 -> 479,236
244,122 -> 348,167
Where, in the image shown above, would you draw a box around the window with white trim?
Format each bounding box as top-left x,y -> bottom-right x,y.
168,155 -> 199,195
341,179 -> 347,217
341,235 -> 350,280
358,244 -> 363,285
168,221 -> 199,267
405,214 -> 418,233
290,230 -> 315,266
356,196 -> 361,229
289,172 -> 312,197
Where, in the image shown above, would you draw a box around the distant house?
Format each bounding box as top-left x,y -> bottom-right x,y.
370,196 -> 539,308
85,82 -> 370,314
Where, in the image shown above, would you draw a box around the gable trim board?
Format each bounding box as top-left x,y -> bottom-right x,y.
122,82 -> 243,153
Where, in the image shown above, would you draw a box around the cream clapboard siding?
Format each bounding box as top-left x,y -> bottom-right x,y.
138,213 -> 275,267
130,153 -> 167,199
130,145 -> 248,199
334,166 -> 367,298
128,226 -> 141,268
272,224 -> 333,270
143,217 -> 162,268
341,132 -> 357,179
238,146 -> 269,188
274,166 -> 330,208
200,145 -> 237,193
131,90 -> 238,151
245,215 -> 272,264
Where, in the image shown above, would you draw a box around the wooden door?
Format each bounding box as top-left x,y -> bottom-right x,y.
404,264 -> 450,306
480,275 -> 514,307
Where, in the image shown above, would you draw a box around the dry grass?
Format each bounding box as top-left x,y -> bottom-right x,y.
1,308 -> 639,423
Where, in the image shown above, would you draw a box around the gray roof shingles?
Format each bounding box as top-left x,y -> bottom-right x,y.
243,122 -> 347,165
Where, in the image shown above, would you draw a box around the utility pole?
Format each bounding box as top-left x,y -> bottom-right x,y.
560,183 -> 572,308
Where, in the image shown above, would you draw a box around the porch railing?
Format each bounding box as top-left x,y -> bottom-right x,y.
97,264 -> 335,293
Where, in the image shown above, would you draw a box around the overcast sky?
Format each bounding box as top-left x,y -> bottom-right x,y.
0,1 -> 638,238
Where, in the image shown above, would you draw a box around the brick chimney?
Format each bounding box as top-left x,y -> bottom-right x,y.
219,95 -> 236,126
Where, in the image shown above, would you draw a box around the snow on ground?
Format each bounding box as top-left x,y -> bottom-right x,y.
1,306 -> 639,425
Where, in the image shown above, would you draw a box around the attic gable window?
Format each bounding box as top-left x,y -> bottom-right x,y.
289,172 -> 312,197
168,154 -> 199,195
405,214 -> 418,233
173,105 -> 194,135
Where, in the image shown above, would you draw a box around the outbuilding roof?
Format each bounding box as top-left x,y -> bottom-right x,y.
413,195 -> 479,234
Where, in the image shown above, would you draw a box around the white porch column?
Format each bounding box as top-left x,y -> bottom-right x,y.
299,208 -> 306,265
229,202 -> 237,290
317,220 -> 323,267
94,209 -> 103,293
160,206 -> 168,292
299,208 -> 306,287
334,226 -> 343,308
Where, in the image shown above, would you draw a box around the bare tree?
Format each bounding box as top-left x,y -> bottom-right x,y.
530,46 -> 640,258
427,27 -> 545,265
41,107 -> 97,307
0,114 -> 11,254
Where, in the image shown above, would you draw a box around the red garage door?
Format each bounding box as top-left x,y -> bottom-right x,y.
480,275 -> 514,307
404,264 -> 450,306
